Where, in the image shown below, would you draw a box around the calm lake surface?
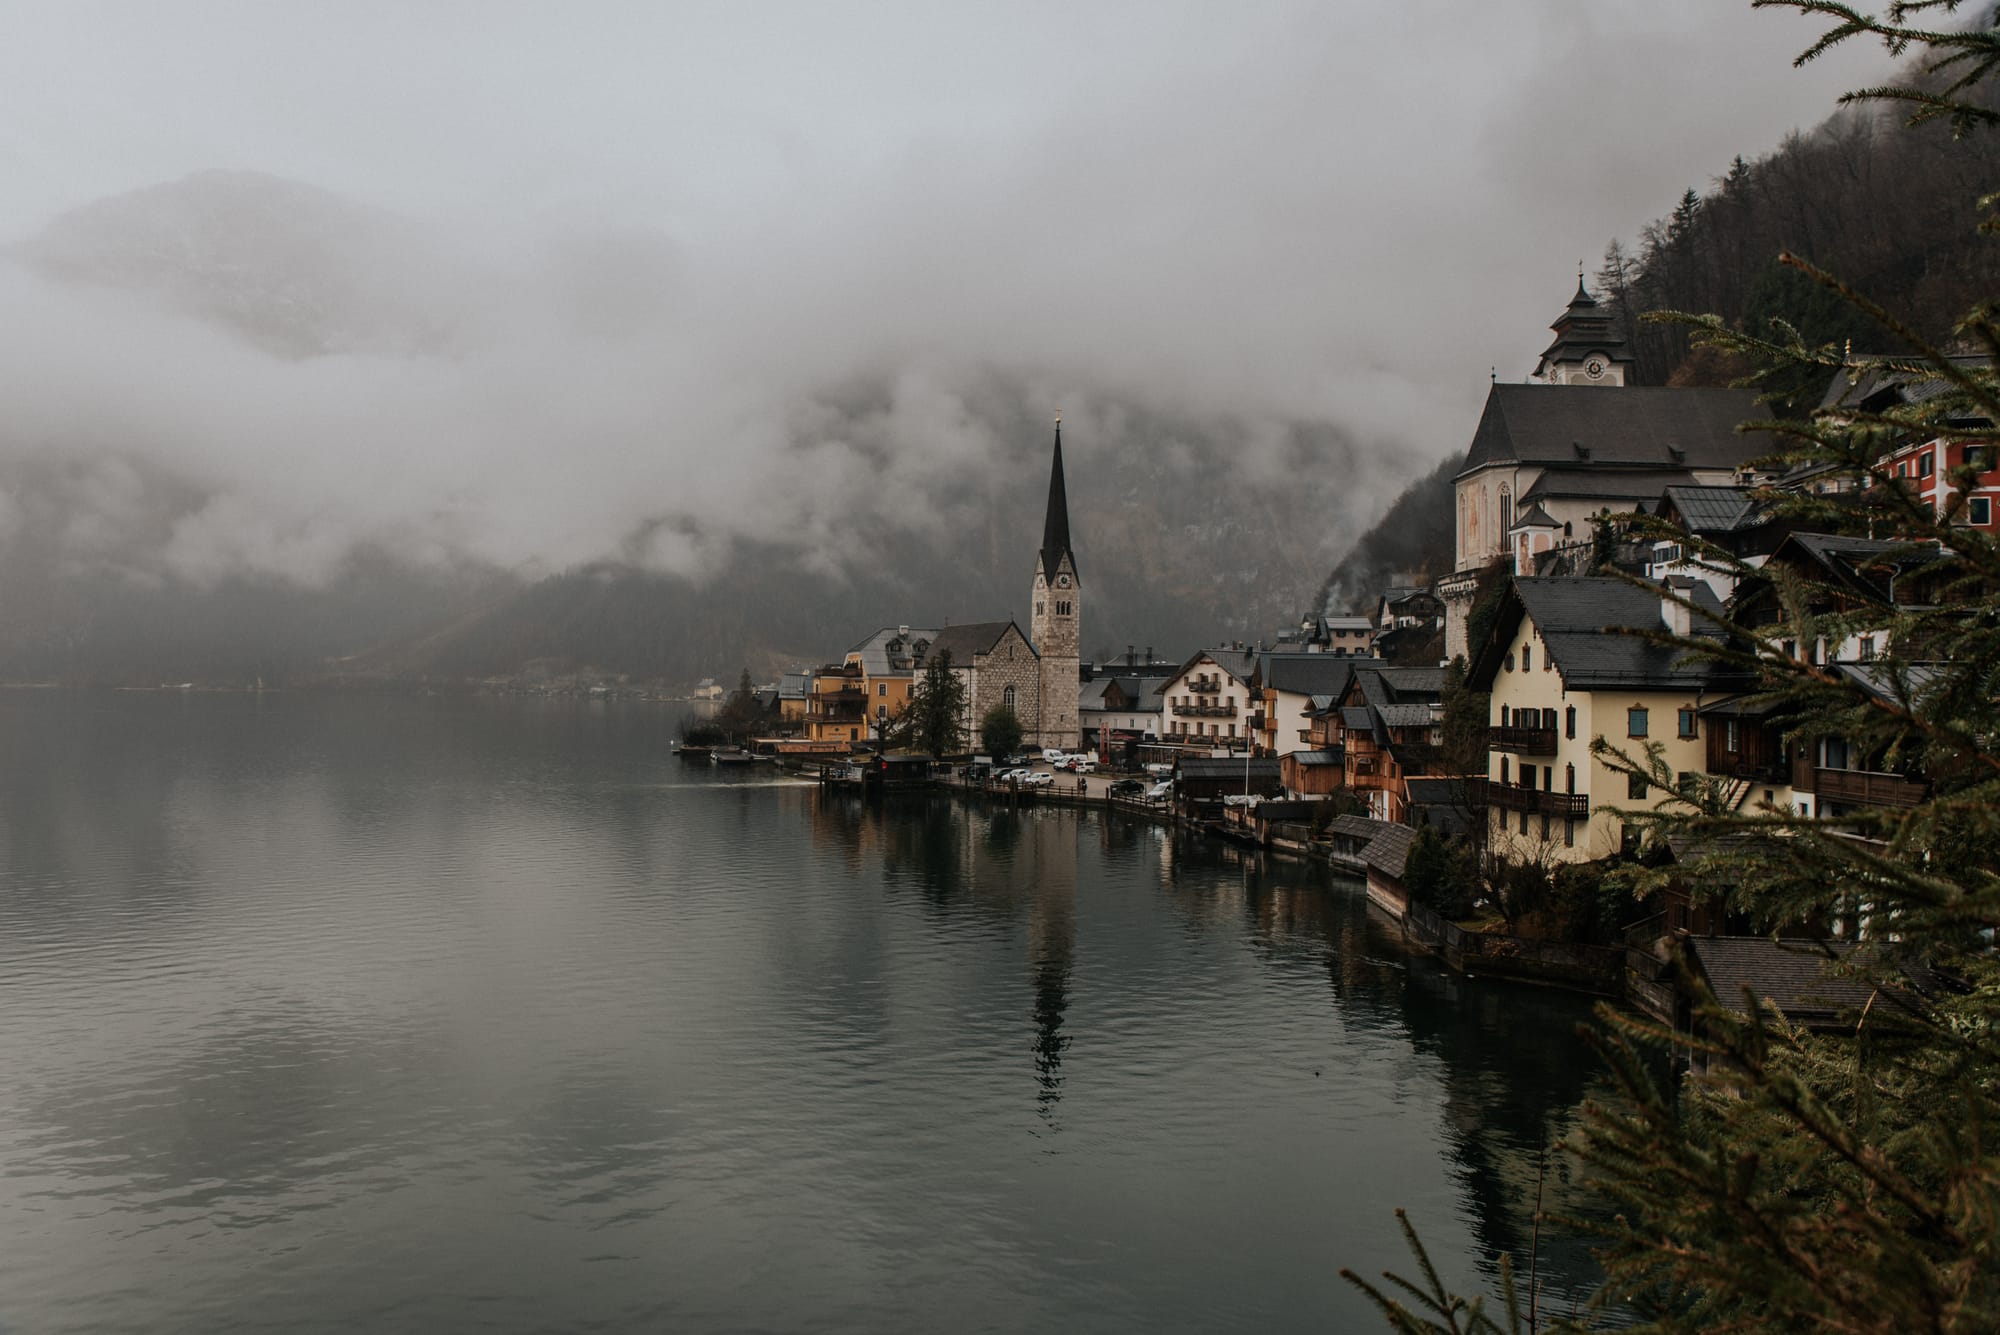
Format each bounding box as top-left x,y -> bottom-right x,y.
0,691 -> 1615,1333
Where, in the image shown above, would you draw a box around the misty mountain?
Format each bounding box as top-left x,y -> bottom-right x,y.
0,171 -> 1403,686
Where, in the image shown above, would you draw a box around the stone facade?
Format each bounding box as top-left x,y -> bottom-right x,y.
952,623 -> 1043,748
1030,549 -> 1080,749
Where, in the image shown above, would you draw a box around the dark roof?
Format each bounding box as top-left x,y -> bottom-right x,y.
1459,384 -> 1771,476
1535,277 -> 1636,371
1511,501 -> 1560,529
1771,531 -> 1942,604
846,626 -> 942,676
1339,705 -> 1375,731
1469,577 -> 1745,692
1039,422 -> 1077,580
1658,485 -> 1764,534
1521,468 -> 1700,503
1405,776 -> 1476,804
1288,749 -> 1342,766
1359,665 -> 1446,700
927,621 -> 1028,664
1258,654 -> 1359,697
1361,824 -> 1418,879
1377,703 -> 1436,729
1330,814 -> 1394,841
1687,937 -> 1876,1024
1160,646 -> 1258,692
1818,354 -> 1989,416
1176,756 -> 1282,781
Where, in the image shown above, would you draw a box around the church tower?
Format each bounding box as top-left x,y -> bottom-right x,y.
1030,419 -> 1081,750
1531,272 -> 1634,385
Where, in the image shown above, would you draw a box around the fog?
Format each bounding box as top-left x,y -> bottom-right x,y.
0,2 -> 1890,605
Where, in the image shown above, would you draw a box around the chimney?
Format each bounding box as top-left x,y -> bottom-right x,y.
898,624 -> 909,638
1661,588 -> 1692,637
1145,645 -> 1154,665
1126,645 -> 1136,668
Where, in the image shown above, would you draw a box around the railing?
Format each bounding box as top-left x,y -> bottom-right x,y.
1814,767 -> 1931,809
1487,724 -> 1558,756
1478,781 -> 1589,819
1188,679 -> 1222,694
1713,760 -> 1788,784
1172,702 -> 1237,717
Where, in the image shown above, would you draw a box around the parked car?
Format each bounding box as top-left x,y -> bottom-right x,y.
996,767 -> 1030,783
1144,762 -> 1175,778
1021,771 -> 1055,788
1002,753 -> 1030,767
1145,781 -> 1173,801
1042,749 -> 1070,767
1107,778 -> 1144,798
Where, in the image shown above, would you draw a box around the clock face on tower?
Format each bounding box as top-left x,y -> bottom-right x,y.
1057,574 -> 1071,589
1585,358 -> 1606,379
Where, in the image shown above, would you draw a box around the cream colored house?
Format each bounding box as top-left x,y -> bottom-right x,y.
1156,646 -> 1259,752
1469,577 -> 1748,864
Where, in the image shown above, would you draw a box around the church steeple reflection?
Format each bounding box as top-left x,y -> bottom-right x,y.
1027,816 -> 1076,1125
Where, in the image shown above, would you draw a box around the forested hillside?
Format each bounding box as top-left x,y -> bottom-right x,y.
1321,71 -> 2000,605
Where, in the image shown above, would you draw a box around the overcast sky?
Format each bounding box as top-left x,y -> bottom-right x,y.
0,1 -> 1895,585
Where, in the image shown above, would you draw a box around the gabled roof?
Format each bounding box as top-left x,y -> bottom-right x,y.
1511,501 -> 1561,530
1257,654 -> 1359,698
928,621 -> 1029,664
1522,468 -> 1700,503
1817,353 -> 1989,417
1158,646 -> 1258,693
1687,938 -> 1876,1026
1459,384 -> 1771,476
1377,703 -> 1437,729
1658,484 -> 1765,535
1467,577 -> 1746,692
1361,824 -> 1418,879
1288,749 -> 1342,766
1767,532 -> 1943,605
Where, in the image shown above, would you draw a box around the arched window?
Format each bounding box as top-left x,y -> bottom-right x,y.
1522,644 -> 1532,671
1565,705 -> 1576,739
1002,685 -> 1016,711
1499,484 -> 1513,533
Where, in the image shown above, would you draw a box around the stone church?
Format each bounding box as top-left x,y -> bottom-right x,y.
941,422 -> 1082,752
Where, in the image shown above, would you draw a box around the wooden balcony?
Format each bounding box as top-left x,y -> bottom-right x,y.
1188,679 -> 1223,694
1487,724 -> 1558,756
1173,702 -> 1238,718
1813,767 -> 1931,809
1479,781 -> 1589,819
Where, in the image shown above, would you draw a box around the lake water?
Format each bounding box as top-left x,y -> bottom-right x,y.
0,692 -> 1614,1333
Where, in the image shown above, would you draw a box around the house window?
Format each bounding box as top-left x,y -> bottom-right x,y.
1725,719 -> 1740,753
1677,706 -> 1697,739
1965,445 -> 1995,473
1565,705 -> 1576,740
1002,685 -> 1016,710
1519,809 -> 1530,835
1563,820 -> 1575,848
1499,757 -> 1510,786
1627,706 -> 1648,738
878,682 -> 887,697
1859,635 -> 1876,661
1521,763 -> 1536,789
1503,651 -> 1515,673
1627,772 -> 1648,800
1972,496 -> 1993,526
1565,762 -> 1575,793
1919,453 -> 1936,478
1522,644 -> 1532,671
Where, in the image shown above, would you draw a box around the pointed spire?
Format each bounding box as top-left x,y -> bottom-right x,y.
1040,416 -> 1075,581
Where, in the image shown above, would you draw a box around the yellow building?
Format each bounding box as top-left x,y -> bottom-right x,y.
843,626 -> 939,738
1470,577 -> 1747,864
804,663 -> 869,744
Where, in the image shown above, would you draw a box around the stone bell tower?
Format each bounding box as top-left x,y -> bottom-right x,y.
1030,418 -> 1081,749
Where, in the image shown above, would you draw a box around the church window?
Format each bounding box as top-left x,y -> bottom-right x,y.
1499,485 -> 1513,533
1036,602 -> 1045,617
1003,685 -> 1016,710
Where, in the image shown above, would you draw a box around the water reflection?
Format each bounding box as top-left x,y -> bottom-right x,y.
0,692 -> 1620,1333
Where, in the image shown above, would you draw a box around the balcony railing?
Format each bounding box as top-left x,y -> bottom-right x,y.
1813,767 -> 1931,809
1173,702 -> 1237,717
1479,781 -> 1589,819
1188,679 -> 1222,694
1487,724 -> 1558,756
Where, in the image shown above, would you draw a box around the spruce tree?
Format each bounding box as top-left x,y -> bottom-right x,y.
1350,5 -> 2000,1328
885,651 -> 966,758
